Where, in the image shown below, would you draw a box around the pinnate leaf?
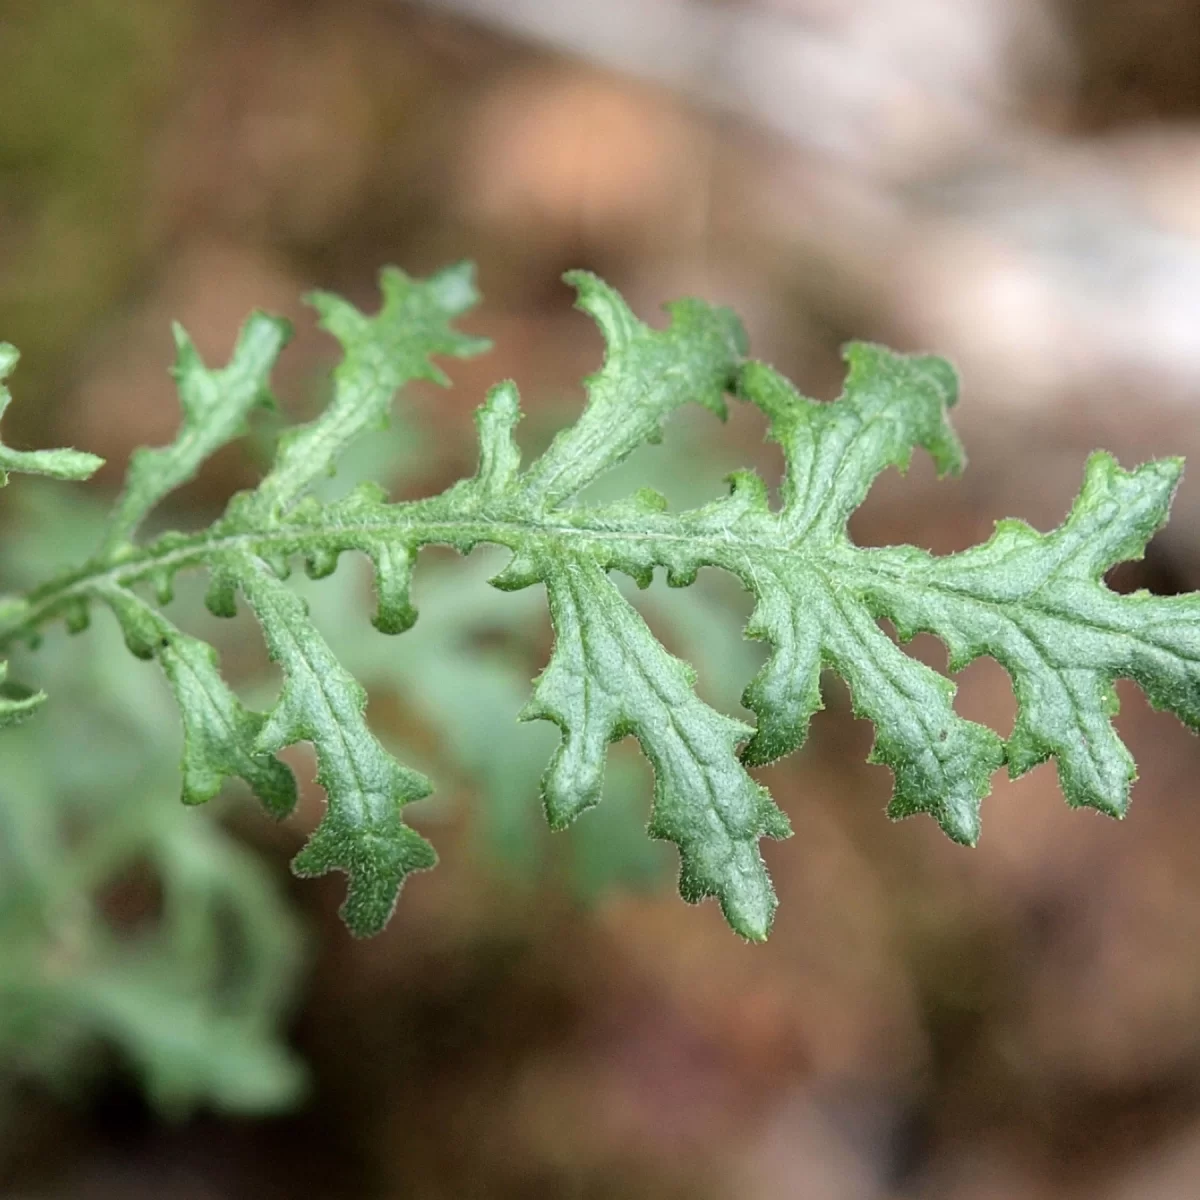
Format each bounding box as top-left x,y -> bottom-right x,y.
2,262 -> 1198,942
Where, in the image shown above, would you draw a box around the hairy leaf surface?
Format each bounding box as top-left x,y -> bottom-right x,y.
1,264 -> 1196,941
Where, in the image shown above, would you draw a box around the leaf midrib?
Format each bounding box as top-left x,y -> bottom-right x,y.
243,553 -> 393,829
3,502 -> 1197,672
562,557 -> 749,851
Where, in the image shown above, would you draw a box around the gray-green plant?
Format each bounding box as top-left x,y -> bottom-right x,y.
0,483 -> 305,1118
2,264 -> 1197,945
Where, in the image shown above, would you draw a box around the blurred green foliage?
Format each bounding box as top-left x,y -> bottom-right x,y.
0,483 -> 307,1118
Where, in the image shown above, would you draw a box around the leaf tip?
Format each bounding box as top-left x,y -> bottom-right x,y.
564,270 -> 641,350
717,871 -> 777,942
425,259 -> 483,317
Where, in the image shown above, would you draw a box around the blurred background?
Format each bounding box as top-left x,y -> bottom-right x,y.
2,0 -> 1200,1196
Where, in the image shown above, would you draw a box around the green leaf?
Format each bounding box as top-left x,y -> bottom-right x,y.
234,552 -> 436,936
512,273 -> 746,509
99,585 -> 297,815
0,342 -> 103,731
852,450 -> 1200,818
99,313 -> 291,555
0,343 -> 104,486
525,550 -> 788,939
0,660 -> 44,729
0,571 -> 306,1117
2,264 -> 1197,942
729,355 -> 1005,844
242,262 -> 489,521
70,969 -> 307,1116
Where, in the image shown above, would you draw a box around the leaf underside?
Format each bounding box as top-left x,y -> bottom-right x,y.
2,264 -> 1197,941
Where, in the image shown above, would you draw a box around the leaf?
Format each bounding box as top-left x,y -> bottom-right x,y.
0,344 -> 104,485
73,970 -> 307,1115
728,354 -> 1005,844
234,552 -> 436,936
2,264 -> 1197,942
851,450 -> 1200,818
99,585 -> 297,815
0,265 -> 484,926
512,272 -> 746,509
0,660 -> 43,729
524,550 -> 788,939
242,262 -> 489,521
0,342 -> 103,731
99,313 -> 291,555
0,577 -> 305,1117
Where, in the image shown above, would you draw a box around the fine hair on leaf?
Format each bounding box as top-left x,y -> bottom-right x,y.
2,264 -> 1197,942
